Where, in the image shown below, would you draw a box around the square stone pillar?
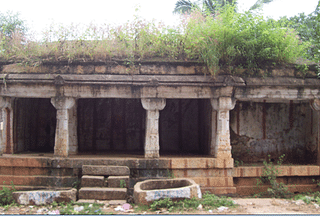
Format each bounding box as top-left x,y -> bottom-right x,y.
141,98 -> 166,158
51,97 -> 77,157
310,99 -> 320,165
211,97 -> 236,168
0,97 -> 14,154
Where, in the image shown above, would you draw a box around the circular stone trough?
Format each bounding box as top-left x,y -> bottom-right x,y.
133,178 -> 202,205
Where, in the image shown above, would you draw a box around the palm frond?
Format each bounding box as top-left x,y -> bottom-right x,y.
249,0 -> 274,11
173,0 -> 200,14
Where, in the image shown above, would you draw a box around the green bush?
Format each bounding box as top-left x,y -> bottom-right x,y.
184,5 -> 310,74
0,6 -> 311,76
0,181 -> 16,206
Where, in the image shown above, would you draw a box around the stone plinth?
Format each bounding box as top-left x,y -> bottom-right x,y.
82,165 -> 130,176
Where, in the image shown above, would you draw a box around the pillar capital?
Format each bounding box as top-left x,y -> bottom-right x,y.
310,99 -> 320,111
0,97 -> 13,109
141,98 -> 166,111
51,97 -> 75,110
211,97 -> 236,111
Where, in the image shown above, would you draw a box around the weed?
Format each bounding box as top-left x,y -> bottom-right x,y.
256,154 -> 292,198
234,160 -> 244,167
295,63 -> 309,73
0,181 -> 16,206
120,180 -> 126,188
72,180 -> 81,189
166,169 -> 176,179
51,201 -> 58,208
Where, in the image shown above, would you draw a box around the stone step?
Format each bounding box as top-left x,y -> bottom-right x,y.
79,187 -> 127,200
81,175 -> 105,187
82,165 -> 130,176
107,176 -> 129,188
0,175 -> 77,187
0,166 -> 73,176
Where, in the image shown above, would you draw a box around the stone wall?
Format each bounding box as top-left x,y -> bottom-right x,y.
230,101 -> 317,164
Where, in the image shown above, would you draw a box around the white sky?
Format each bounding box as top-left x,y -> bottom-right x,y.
0,0 -> 318,37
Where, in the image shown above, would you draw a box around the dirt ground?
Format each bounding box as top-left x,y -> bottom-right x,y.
1,198 -> 320,215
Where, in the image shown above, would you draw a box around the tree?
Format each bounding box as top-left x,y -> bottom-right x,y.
280,0 -> 320,61
0,11 -> 27,38
173,0 -> 274,15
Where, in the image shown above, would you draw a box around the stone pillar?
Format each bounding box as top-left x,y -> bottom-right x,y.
211,97 -> 236,168
0,97 -> 14,154
51,97 -> 77,157
310,99 -> 320,165
141,98 -> 166,158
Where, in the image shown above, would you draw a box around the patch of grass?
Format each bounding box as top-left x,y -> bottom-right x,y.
149,192 -> 235,212
294,194 -> 313,204
59,202 -> 104,215
134,204 -> 149,212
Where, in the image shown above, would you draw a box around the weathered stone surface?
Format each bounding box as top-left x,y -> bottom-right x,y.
134,178 -> 202,205
79,187 -> 127,200
12,189 -> 76,205
230,101 -> 317,164
51,97 -> 77,157
0,97 -> 14,154
211,97 -> 235,161
141,98 -> 166,158
201,187 -> 237,195
107,176 -> 129,188
192,177 -> 234,187
81,175 -> 105,187
82,165 -> 130,176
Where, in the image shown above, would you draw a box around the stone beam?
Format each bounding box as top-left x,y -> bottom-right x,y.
141,98 -> 166,158
211,97 -> 236,168
0,97 -> 14,154
51,97 -> 77,157
310,99 -> 320,165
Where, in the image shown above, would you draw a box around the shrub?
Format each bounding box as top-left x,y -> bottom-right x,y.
0,6 -> 311,76
0,181 -> 16,206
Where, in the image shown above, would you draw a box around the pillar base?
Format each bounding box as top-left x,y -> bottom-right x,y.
145,150 -> 160,158
215,158 -> 234,168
